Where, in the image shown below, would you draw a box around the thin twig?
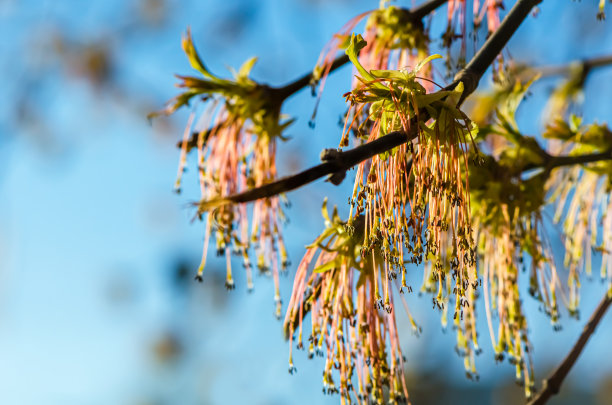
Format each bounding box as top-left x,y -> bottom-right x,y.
547,149 -> 612,170
273,55 -> 348,102
537,54 -> 612,78
196,0 -> 543,209
197,128 -> 420,209
519,148 -> 612,173
527,291 -> 612,405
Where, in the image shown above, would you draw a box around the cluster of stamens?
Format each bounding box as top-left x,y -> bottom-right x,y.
284,204 -> 415,404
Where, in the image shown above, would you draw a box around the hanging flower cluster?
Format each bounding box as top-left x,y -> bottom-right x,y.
342,34 -> 477,310
536,57 -> 612,302
284,34 -> 480,402
153,29 -> 293,316
545,117 -> 612,309
356,3 -> 431,74
466,75 -> 612,396
284,200 -> 418,405
470,158 -> 545,397
465,78 -> 560,396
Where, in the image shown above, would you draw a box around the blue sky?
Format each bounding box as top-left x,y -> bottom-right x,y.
1,1 -> 612,404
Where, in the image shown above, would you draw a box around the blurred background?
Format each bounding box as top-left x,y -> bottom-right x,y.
1,0 -> 612,404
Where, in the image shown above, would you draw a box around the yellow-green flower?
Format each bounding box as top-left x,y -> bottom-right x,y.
153,29 -> 292,315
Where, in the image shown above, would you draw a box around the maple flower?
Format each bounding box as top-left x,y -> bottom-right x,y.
340,34 -> 477,314
545,118 -> 612,310
469,158 -> 546,396
152,29 -> 292,316
284,200 -> 417,405
310,34 -> 480,394
466,76 -> 612,396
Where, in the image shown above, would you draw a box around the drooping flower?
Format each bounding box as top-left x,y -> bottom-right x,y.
152,29 -> 293,316
312,34 -> 482,392
341,34 -> 478,314
545,117 -> 612,310
469,155 -> 547,397
284,200 -> 418,404
466,75 -> 612,396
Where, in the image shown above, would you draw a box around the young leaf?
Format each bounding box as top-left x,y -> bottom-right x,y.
182,28 -> 216,80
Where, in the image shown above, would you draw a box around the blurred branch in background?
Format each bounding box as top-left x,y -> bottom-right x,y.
529,292 -> 612,405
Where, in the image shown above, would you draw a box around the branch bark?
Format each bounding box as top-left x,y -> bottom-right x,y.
527,291 -> 612,405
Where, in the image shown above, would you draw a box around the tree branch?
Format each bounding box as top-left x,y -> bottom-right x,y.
547,149 -> 612,170
527,291 -> 612,405
196,0 -> 543,209
537,54 -> 612,78
520,148 -> 612,173
197,129 -> 419,208
273,55 -> 348,102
